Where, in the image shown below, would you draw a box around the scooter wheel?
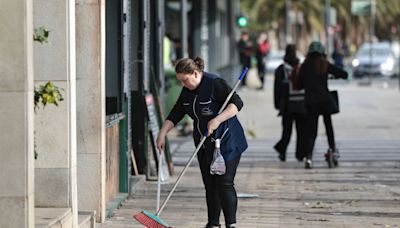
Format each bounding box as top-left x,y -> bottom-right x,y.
325,151 -> 334,169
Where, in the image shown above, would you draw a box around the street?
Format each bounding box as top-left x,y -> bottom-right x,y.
100,73 -> 400,228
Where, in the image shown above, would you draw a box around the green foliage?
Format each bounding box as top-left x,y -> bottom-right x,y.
34,82 -> 64,160
34,81 -> 64,112
33,26 -> 50,43
33,27 -> 58,160
239,0 -> 400,41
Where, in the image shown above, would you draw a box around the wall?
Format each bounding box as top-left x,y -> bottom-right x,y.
33,0 -> 78,226
0,0 -> 35,227
75,0 -> 107,222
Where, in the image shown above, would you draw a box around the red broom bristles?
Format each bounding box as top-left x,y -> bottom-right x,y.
133,210 -> 171,228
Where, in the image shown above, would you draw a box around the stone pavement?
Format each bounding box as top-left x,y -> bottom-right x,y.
100,72 -> 400,227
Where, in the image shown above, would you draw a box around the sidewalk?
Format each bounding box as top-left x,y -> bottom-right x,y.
100,71 -> 400,227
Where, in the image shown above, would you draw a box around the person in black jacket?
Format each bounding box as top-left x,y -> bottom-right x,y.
298,41 -> 348,169
273,44 -> 307,162
156,57 -> 247,228
237,31 -> 253,87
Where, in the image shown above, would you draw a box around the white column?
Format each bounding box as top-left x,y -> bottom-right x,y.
76,0 -> 107,222
33,0 -> 77,227
0,0 -> 35,227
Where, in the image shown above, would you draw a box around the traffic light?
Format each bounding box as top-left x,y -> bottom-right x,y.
236,15 -> 248,27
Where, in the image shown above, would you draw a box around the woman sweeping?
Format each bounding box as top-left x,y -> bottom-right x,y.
156,57 -> 248,228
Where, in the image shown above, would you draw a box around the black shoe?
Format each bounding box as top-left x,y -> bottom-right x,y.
205,223 -> 221,228
325,149 -> 334,168
305,159 -> 313,169
333,148 -> 340,167
325,148 -> 340,168
274,144 -> 286,162
279,152 -> 286,162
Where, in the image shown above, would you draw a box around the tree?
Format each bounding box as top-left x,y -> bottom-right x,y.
240,0 -> 400,49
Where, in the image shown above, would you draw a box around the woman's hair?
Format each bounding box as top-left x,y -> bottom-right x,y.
304,52 -> 328,75
305,41 -> 328,75
175,57 -> 204,74
283,44 -> 299,66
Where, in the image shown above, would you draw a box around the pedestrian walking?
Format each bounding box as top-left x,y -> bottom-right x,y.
273,44 -> 307,162
331,39 -> 345,69
237,31 -> 253,87
298,41 -> 348,169
256,32 -> 270,89
156,57 -> 248,228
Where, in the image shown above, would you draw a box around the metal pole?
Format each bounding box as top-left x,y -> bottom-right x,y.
325,0 -> 330,57
180,0 -> 188,58
368,0 -> 375,85
285,0 -> 291,45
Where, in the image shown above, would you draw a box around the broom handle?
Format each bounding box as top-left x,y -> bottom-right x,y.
156,67 -> 248,216
156,152 -> 162,211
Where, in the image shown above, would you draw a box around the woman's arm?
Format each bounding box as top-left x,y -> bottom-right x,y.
207,78 -> 243,135
207,103 -> 238,136
157,90 -> 186,152
328,63 -> 348,79
156,119 -> 175,152
214,78 -> 243,111
274,66 -> 283,110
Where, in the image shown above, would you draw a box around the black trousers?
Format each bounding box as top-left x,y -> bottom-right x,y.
257,61 -> 266,87
323,114 -> 336,149
306,103 -> 336,159
275,112 -> 307,161
198,150 -> 241,226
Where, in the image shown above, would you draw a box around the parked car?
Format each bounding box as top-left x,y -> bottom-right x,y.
264,50 -> 305,74
351,42 -> 400,78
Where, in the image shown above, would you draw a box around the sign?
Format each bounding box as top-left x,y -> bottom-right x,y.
145,95 -> 159,144
351,0 -> 371,15
145,94 -> 169,181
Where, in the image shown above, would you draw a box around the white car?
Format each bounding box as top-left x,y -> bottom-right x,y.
352,42 -> 400,78
264,50 -> 305,74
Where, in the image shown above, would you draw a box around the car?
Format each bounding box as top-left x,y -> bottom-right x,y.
264,50 -> 305,74
351,42 -> 400,78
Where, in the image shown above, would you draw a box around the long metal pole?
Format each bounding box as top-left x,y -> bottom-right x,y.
285,0 -> 291,45
368,0 -> 375,85
180,0 -> 188,58
325,0 -> 330,57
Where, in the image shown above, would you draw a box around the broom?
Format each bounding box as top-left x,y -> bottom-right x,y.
134,67 -> 249,228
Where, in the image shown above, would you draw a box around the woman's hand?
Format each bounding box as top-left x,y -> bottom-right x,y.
156,133 -> 165,153
156,120 -> 175,153
207,118 -> 222,136
206,104 -> 239,136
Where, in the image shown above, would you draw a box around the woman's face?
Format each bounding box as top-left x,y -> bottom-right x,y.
176,70 -> 202,90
